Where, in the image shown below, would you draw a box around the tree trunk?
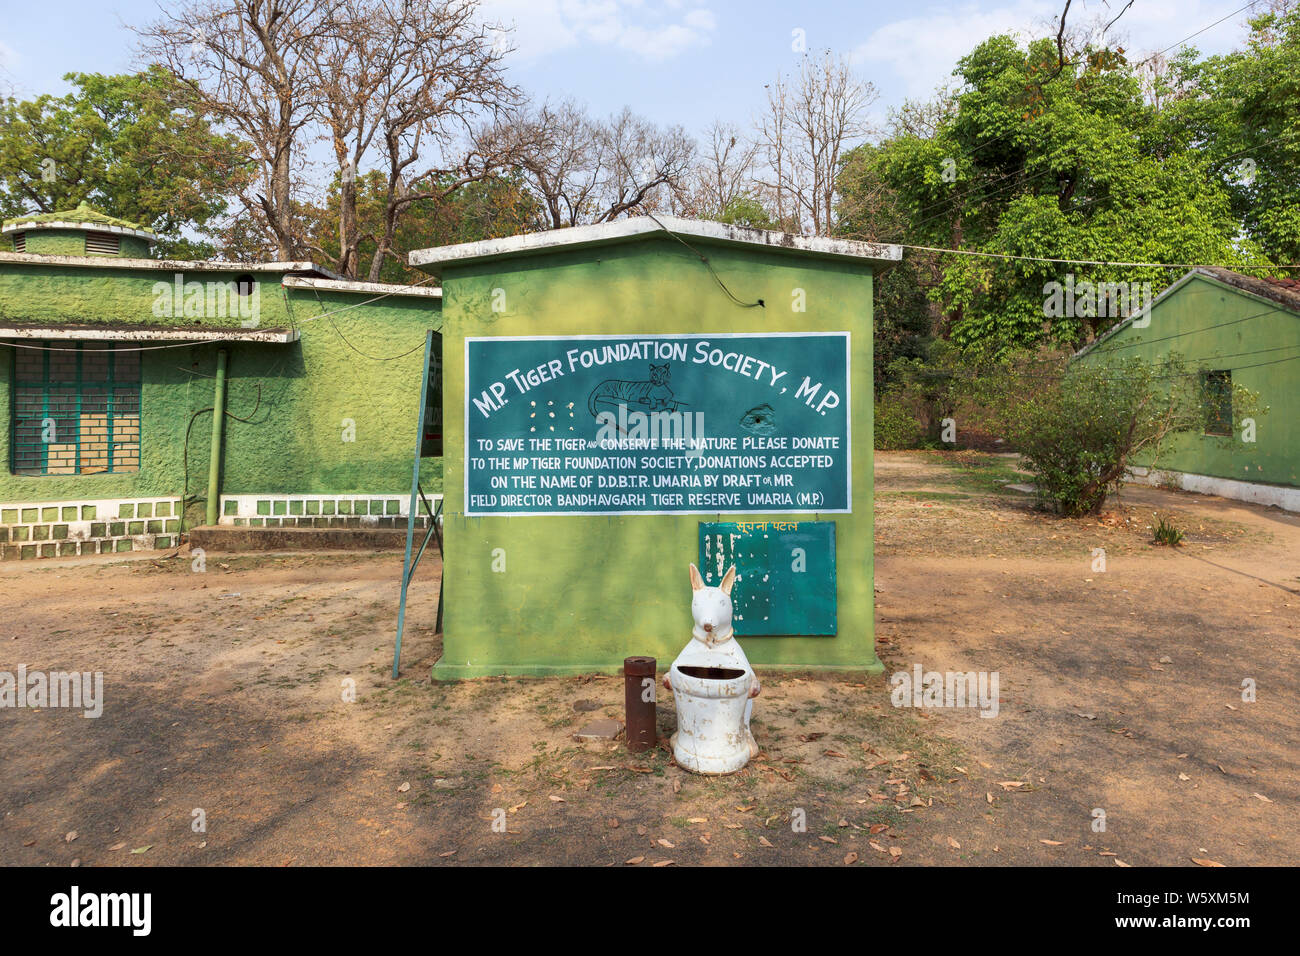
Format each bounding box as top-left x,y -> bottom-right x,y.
338,164 -> 358,277
270,104 -> 295,260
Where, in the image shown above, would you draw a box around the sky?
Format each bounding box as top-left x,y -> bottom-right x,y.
0,0 -> 1267,145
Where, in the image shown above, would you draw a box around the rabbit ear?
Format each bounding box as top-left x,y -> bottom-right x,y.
720,566 -> 736,595
689,563 -> 705,592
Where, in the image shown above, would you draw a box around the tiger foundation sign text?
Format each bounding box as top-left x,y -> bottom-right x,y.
464,332 -> 851,515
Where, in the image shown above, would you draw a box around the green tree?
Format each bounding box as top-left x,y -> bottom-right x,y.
838,33 -> 1257,355
0,67 -> 252,256
837,134 -> 943,394
1163,9 -> 1300,266
871,258 -> 937,395
298,169 -> 542,284
711,195 -> 775,230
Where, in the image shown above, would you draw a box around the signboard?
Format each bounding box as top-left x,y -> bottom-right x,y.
700,521 -> 837,635
465,332 -> 850,516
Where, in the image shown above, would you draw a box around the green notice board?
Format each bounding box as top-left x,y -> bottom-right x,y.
464,333 -> 850,515
699,521 -> 836,636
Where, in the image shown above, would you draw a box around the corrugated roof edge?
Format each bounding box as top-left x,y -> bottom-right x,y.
0,250 -> 341,279
408,216 -> 903,273
281,275 -> 442,298
0,324 -> 299,343
1073,266 -> 1300,360
1,219 -> 158,243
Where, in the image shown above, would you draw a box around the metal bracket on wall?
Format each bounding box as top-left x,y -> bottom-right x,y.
392,329 -> 443,678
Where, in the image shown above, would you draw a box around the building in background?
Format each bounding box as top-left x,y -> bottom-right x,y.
0,206 -> 441,559
1075,266 -> 1300,511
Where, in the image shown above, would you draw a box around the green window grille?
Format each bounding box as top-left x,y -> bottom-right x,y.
1201,369 -> 1233,437
11,342 -> 142,475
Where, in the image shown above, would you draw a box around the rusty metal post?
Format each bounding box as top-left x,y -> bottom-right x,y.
623,656 -> 657,753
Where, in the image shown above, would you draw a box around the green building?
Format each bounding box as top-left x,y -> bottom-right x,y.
2,207 -> 897,681
409,216 -> 899,677
0,206 -> 441,560
1075,266 -> 1300,511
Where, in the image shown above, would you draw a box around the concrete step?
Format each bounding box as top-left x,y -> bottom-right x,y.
188,525 -> 423,552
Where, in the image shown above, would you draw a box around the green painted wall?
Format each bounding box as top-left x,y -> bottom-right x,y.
119,236 -> 152,259
1078,273 -> 1300,487
9,228 -> 151,258
434,236 -> 880,677
14,230 -> 90,257
0,261 -> 441,522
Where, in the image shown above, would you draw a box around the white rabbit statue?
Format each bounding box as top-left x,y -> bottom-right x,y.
662,563 -> 761,774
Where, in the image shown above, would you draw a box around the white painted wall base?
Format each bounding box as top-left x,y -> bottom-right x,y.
216,493 -> 443,526
1127,467 -> 1300,514
0,495 -> 182,560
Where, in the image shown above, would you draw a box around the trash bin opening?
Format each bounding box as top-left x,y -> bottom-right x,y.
677,665 -> 746,680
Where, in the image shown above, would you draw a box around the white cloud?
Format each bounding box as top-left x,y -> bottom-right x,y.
853,0 -> 1249,101
853,0 -> 1053,100
482,0 -> 717,64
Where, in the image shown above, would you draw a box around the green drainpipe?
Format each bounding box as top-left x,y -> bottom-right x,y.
205,349 -> 229,527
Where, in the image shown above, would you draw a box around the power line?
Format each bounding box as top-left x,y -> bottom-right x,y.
926,343 -> 1300,387
892,242 -> 1300,270
1088,300 -> 1298,356
646,212 -> 765,308
307,287 -> 435,361
1145,2 -> 1257,64
891,297 -> 1300,383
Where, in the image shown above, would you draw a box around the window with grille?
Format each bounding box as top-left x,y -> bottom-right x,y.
12,232 -> 25,253
11,342 -> 142,475
85,232 -> 120,256
1202,369 -> 1233,437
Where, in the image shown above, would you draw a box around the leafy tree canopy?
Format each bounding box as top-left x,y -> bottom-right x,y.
1159,9 -> 1300,266
297,169 -> 543,284
839,32 -> 1267,356
0,67 -> 253,257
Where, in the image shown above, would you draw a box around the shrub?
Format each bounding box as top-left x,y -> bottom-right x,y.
984,353 -> 1262,517
874,389 -> 927,449
1152,514 -> 1185,546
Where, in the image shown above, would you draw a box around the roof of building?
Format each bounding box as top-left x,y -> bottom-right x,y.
0,251 -> 441,301
1193,266 -> 1300,314
280,275 -> 442,299
1074,265 -> 1300,358
0,323 -> 299,344
409,215 -> 903,273
0,250 -> 341,278
1,202 -> 158,242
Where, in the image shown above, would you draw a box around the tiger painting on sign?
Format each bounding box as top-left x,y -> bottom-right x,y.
587,363 -> 675,419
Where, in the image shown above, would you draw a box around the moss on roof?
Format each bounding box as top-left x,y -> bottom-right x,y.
1195,266 -> 1300,316
3,201 -> 155,237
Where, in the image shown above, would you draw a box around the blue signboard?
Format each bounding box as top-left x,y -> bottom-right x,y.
700,521 -> 837,635
464,332 -> 851,516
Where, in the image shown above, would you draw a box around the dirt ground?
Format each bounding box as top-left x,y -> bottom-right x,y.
2,451 -> 1296,866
